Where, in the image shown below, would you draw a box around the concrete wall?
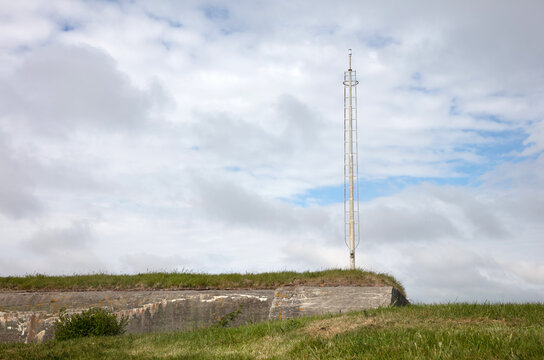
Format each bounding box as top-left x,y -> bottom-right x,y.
0,290 -> 274,343
0,286 -> 406,343
269,286 -> 407,319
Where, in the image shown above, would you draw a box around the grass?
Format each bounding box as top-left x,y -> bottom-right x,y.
0,269 -> 405,296
1,303 -> 543,359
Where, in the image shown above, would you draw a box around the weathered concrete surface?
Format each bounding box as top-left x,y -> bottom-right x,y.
269,286 -> 407,320
0,290 -> 274,343
0,287 -> 407,343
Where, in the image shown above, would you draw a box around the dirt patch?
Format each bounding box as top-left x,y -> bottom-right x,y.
251,334 -> 299,360
375,316 -> 518,330
303,315 -> 512,339
304,315 -> 375,338
439,317 -> 517,327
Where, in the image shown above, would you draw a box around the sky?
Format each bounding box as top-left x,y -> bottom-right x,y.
0,0 -> 543,303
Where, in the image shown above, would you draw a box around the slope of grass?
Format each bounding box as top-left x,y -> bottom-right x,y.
1,303 -> 542,359
0,269 -> 405,295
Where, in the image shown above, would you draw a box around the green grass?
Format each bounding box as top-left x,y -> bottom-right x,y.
1,303 -> 542,359
0,269 -> 405,296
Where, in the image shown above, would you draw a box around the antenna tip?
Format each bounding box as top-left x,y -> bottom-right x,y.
348,48 -> 352,55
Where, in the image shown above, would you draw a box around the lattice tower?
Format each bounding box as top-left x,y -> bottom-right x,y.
343,49 -> 360,270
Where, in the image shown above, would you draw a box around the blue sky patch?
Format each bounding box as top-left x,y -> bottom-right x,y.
161,40 -> 172,50
146,12 -> 182,28
225,166 -> 241,172
60,23 -> 75,32
463,128 -> 528,159
281,124 -> 529,208
445,127 -> 529,182
408,85 -> 436,94
411,72 -> 422,81
284,175 -> 473,207
449,97 -> 460,115
202,5 -> 229,21
220,26 -> 245,35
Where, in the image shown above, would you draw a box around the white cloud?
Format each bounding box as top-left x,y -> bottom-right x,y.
0,0 -> 543,303
120,253 -> 200,273
24,221 -> 92,253
0,44 -> 156,136
0,132 -> 43,218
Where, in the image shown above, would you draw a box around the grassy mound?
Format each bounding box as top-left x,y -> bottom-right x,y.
1,303 -> 543,359
0,269 -> 405,295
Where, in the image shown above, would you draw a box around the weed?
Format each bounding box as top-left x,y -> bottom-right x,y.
54,307 -> 128,341
214,307 -> 243,328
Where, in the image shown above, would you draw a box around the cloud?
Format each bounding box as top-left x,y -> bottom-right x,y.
355,168 -> 544,302
24,221 -> 92,254
281,243 -> 346,270
120,253 -> 199,273
499,260 -> 544,287
0,221 -> 107,276
396,241 -> 544,303
0,0 -> 542,304
0,133 -> 42,218
523,119 -> 544,156
190,174 -> 336,236
0,43 -> 155,137
362,184 -> 512,243
0,126 -> 107,219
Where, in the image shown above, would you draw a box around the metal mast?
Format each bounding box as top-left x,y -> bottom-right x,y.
343,49 -> 360,270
